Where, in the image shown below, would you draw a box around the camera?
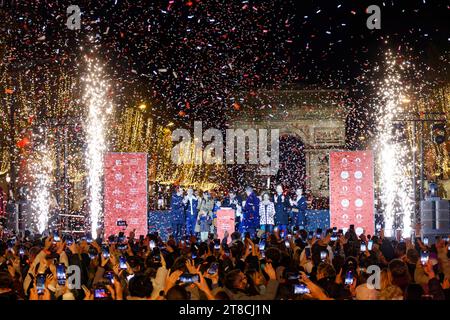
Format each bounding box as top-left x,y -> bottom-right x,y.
152,254 -> 161,263
65,235 -> 74,246
36,273 -> 46,295
316,228 -> 322,239
56,264 -> 66,285
305,247 -> 311,259
88,248 -> 98,260
293,283 -> 310,295
179,273 -> 200,284
119,256 -> 127,269
344,270 -> 354,285
94,288 -> 109,300
360,241 -> 367,252
117,220 -> 127,227
259,239 -> 266,251
287,272 -> 300,280
420,251 -> 429,265
53,231 -> 61,242
320,250 -> 327,261
102,246 -> 110,259
117,243 -> 128,250
208,262 -> 219,275
104,271 -> 115,284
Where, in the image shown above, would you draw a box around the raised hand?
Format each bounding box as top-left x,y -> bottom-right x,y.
106,284 -> 116,300
160,253 -> 167,268
203,270 -> 219,285
262,262 -> 276,280
110,254 -> 118,267
423,260 -> 436,280
339,235 -> 347,246
442,278 -> 450,290
82,285 -> 93,300
7,263 -> 15,279
164,269 -> 184,293
335,268 -> 343,285
185,260 -> 200,275
100,254 -> 109,268
300,271 -> 331,300
29,287 -> 39,301
90,241 -> 101,253
435,239 -> 447,256
113,277 -> 123,300
194,273 -> 209,293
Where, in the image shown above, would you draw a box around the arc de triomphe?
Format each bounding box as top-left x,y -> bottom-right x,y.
230,88 -> 347,197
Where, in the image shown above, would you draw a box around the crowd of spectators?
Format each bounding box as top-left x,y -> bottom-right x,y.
0,226 -> 449,300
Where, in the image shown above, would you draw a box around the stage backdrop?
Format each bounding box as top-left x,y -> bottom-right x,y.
329,151 -> 374,235
104,152 -> 148,237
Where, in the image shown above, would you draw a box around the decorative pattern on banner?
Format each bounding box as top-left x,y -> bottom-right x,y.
104,153 -> 148,237
216,208 -> 235,243
329,151 -> 374,235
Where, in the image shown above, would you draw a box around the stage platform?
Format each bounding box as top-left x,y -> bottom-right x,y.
148,210 -> 330,240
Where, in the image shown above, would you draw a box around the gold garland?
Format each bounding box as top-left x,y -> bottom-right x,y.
113,108 -> 225,190
417,84 -> 450,180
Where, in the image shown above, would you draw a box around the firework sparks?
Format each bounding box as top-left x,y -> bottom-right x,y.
30,132 -> 53,234
375,51 -> 414,238
83,58 -> 112,239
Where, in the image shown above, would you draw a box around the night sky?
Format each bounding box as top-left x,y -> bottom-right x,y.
1,0 -> 449,147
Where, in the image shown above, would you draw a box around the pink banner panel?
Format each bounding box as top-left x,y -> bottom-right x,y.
216,208 -> 235,243
329,151 -> 375,235
104,153 -> 148,237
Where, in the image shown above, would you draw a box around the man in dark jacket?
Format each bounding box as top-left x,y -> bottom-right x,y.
170,187 -> 185,240
290,188 -> 307,230
273,185 -> 289,236
242,187 -> 260,235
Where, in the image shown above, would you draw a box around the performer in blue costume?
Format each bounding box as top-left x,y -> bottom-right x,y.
170,187 -> 185,240
183,188 -> 199,235
273,185 -> 289,236
289,188 -> 307,230
242,186 -> 260,235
